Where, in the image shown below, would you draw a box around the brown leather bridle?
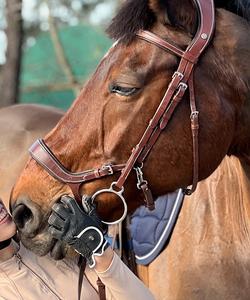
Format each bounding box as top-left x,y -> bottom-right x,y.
29,0 -> 215,222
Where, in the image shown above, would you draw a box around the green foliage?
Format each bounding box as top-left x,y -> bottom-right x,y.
20,24 -> 112,110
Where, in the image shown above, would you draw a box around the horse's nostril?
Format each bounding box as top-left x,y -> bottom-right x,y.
12,198 -> 41,237
13,204 -> 33,230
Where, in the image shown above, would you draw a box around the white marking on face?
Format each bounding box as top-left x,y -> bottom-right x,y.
103,40 -> 119,60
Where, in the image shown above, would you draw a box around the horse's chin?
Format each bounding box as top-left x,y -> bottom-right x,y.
50,239 -> 67,260
19,232 -> 67,260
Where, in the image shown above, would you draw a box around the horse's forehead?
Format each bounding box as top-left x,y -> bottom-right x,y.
103,40 -> 119,59
105,42 -> 155,75
91,40 -> 145,84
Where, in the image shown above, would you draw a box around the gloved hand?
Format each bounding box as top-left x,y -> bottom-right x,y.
48,195 -> 109,268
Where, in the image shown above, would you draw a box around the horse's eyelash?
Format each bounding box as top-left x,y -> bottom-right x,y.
109,84 -> 138,96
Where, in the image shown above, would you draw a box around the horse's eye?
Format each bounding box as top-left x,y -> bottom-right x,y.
109,85 -> 138,96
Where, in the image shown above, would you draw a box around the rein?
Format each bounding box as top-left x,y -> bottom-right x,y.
29,0 -> 215,218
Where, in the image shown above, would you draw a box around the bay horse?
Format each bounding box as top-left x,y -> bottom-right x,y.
10,0 -> 250,298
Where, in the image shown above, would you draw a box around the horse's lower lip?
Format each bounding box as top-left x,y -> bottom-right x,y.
50,240 -> 65,260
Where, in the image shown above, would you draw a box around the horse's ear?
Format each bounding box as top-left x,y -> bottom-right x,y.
149,0 -> 198,35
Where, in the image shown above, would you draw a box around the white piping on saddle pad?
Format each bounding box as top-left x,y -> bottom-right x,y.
135,189 -> 183,261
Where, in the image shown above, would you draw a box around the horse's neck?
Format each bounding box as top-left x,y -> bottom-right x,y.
231,94 -> 250,158
220,10 -> 250,158
177,156 -> 250,249
145,156 -> 250,300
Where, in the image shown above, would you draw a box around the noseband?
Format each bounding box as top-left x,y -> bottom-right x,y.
29,0 -> 215,222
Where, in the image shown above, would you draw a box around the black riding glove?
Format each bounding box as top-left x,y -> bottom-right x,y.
48,195 -> 108,268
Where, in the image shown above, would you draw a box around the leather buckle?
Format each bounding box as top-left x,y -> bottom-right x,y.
172,71 -> 184,80
102,164 -> 114,175
178,82 -> 188,91
190,110 -> 199,120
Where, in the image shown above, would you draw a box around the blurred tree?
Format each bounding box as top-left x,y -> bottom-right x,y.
0,0 -> 23,107
0,0 -> 121,108
46,0 -> 82,97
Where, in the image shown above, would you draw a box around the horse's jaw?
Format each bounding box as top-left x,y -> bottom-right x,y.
49,239 -> 69,260
19,229 -> 69,260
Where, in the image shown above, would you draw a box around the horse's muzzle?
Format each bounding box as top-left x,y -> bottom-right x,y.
12,197 -> 42,237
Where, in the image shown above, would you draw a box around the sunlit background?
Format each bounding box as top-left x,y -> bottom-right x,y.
0,0 -> 120,109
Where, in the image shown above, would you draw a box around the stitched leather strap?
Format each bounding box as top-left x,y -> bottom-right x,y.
29,139 -> 125,202
29,140 -> 125,184
185,72 -> 199,195
137,31 -> 184,58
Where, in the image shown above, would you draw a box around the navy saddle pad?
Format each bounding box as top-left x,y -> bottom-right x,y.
130,189 -> 184,265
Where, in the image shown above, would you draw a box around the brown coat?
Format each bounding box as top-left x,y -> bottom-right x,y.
0,244 -> 154,300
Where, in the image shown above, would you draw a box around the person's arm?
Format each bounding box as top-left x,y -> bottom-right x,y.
94,246 -> 114,272
95,251 -> 155,300
48,196 -> 154,299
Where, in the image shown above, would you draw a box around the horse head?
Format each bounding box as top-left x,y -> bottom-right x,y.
11,0 -> 250,259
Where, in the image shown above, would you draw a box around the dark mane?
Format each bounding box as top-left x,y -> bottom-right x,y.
106,0 -> 155,43
107,0 -> 250,43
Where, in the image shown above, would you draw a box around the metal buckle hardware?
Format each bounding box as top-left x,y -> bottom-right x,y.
172,71 -> 184,80
134,165 -> 148,190
102,164 -> 114,175
190,110 -> 199,120
178,82 -> 188,91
